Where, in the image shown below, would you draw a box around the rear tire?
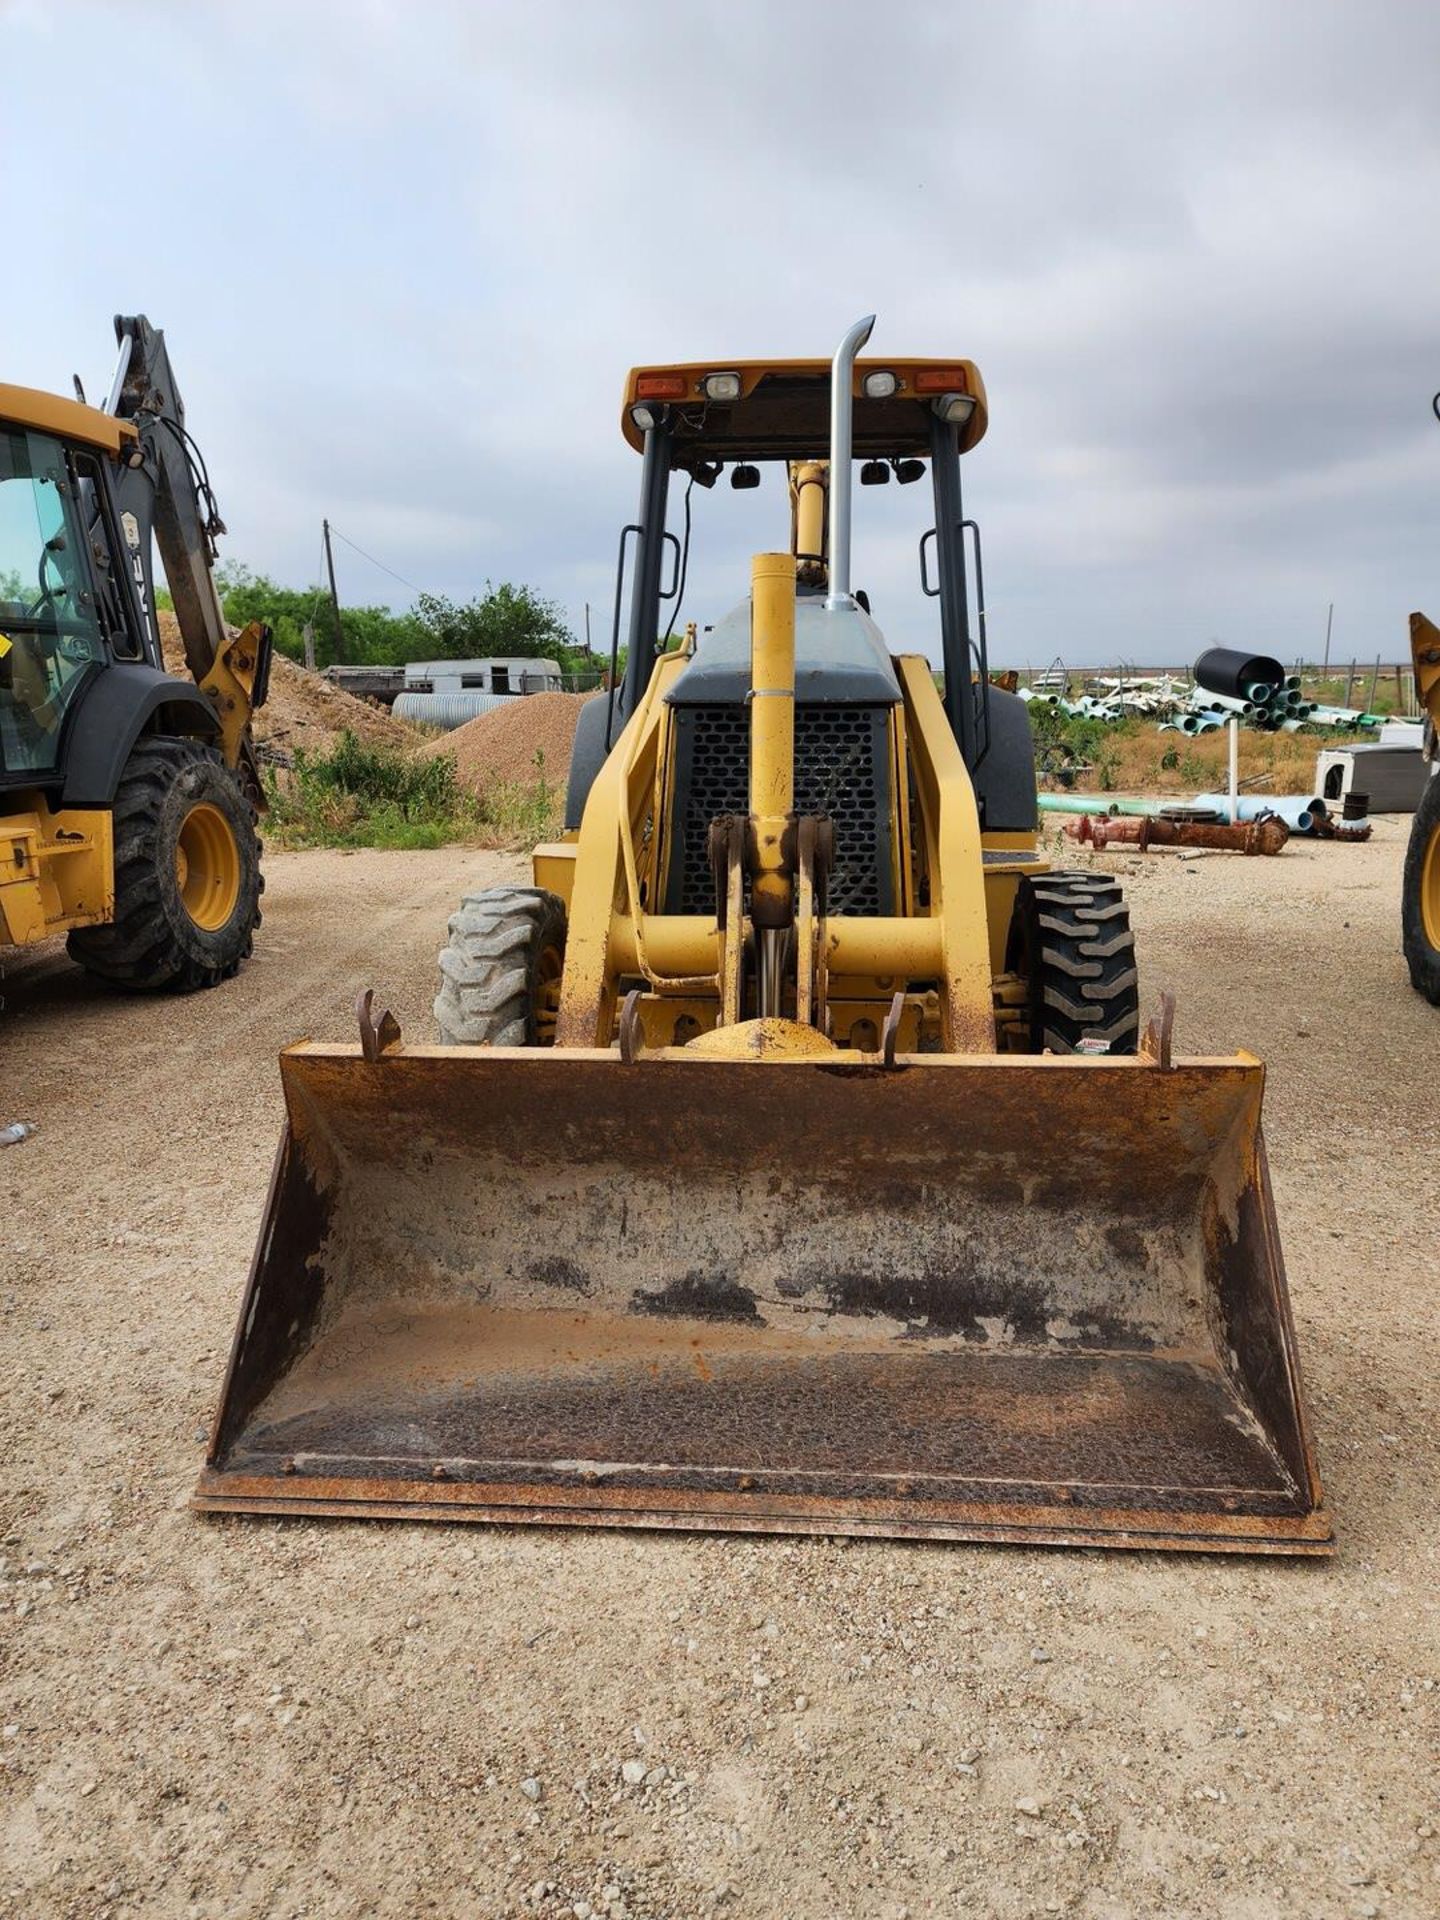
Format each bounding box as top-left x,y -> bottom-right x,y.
435,886 -> 566,1046
68,736 -> 262,993
1006,870 -> 1140,1054
1401,771 -> 1440,1004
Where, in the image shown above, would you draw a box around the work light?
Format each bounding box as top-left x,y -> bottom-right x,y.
931,393 -> 975,426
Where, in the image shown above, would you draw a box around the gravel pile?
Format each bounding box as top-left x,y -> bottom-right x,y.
421,690 -> 600,793
253,654 -> 418,757
156,611 -> 418,757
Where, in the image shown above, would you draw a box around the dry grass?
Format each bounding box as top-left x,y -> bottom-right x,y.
1056,718 -> 1371,797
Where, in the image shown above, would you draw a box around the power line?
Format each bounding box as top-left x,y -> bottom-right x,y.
326,524 -> 428,597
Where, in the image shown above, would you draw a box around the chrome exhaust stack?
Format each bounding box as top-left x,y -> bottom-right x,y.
824,313 -> 876,610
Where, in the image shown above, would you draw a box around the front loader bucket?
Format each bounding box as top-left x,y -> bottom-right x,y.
196,1044 -> 1330,1554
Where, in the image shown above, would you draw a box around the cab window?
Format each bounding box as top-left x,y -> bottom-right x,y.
0,428 -> 105,779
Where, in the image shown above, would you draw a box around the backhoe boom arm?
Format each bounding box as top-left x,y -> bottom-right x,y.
106,314 -> 232,689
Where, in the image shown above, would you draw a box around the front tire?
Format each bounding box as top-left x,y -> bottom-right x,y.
68,736 -> 261,993
435,886 -> 566,1046
1401,771 -> 1440,1004
1005,870 -> 1140,1054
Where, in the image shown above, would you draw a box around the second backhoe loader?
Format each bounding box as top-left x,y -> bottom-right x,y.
0,315 -> 269,991
198,318 -> 1329,1555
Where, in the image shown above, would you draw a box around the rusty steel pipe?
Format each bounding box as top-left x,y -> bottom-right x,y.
1067,813 -> 1291,855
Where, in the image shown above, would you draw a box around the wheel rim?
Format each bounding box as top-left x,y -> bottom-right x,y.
534,944 -> 563,1045
1423,814 -> 1440,952
175,802 -> 241,931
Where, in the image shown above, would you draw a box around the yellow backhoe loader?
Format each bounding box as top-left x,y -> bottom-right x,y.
197,318 -> 1329,1555
1,316 -> 268,993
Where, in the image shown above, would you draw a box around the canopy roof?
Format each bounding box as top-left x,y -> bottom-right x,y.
620,357 -> 988,466
0,383 -> 136,454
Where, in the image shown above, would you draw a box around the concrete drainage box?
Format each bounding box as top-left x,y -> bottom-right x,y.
1316,744 -> 1430,813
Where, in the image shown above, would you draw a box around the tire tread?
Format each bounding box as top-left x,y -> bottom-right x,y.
435,886 -> 566,1045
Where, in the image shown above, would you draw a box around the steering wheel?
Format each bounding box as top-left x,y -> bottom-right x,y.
25,584 -> 60,630
25,541 -> 67,636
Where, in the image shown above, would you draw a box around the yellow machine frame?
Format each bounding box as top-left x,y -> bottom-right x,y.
536,550 -> 1042,1059
0,793 -> 114,946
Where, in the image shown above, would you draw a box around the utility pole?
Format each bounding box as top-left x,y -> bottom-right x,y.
1322,602 -> 1333,678
584,602 -> 592,655
323,518 -> 344,665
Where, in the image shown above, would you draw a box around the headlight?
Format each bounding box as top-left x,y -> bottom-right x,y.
702,371 -> 742,402
931,393 -> 976,426
862,370 -> 898,399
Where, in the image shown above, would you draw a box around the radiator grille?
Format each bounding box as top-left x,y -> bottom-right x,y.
666,704 -> 892,915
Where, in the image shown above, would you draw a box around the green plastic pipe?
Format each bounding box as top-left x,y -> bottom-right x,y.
1037,792 -> 1168,818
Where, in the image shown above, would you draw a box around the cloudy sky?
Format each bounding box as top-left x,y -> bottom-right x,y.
5,0 -> 1438,668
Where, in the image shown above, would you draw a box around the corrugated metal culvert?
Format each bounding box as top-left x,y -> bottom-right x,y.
392,691 -> 513,730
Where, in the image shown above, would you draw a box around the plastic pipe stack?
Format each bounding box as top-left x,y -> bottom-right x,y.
1186,648 -> 1319,733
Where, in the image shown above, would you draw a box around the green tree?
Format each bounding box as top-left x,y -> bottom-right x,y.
414,581 -> 576,664
215,562 -> 424,669
160,562 -> 602,680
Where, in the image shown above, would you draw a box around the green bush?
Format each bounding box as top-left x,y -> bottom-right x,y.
1027,705 -> 1124,765
297,732 -> 461,812
262,733 -> 561,852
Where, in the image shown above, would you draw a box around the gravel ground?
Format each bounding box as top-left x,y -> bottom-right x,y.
1,822 -> 1436,1919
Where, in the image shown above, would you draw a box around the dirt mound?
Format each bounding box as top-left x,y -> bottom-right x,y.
253,653 -> 418,756
156,611 -> 417,757
420,690 -> 600,793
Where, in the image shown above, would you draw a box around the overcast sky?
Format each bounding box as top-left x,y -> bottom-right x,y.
6,0 -> 1438,668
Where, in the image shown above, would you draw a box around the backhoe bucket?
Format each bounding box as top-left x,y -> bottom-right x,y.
196,1043 -> 1330,1554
